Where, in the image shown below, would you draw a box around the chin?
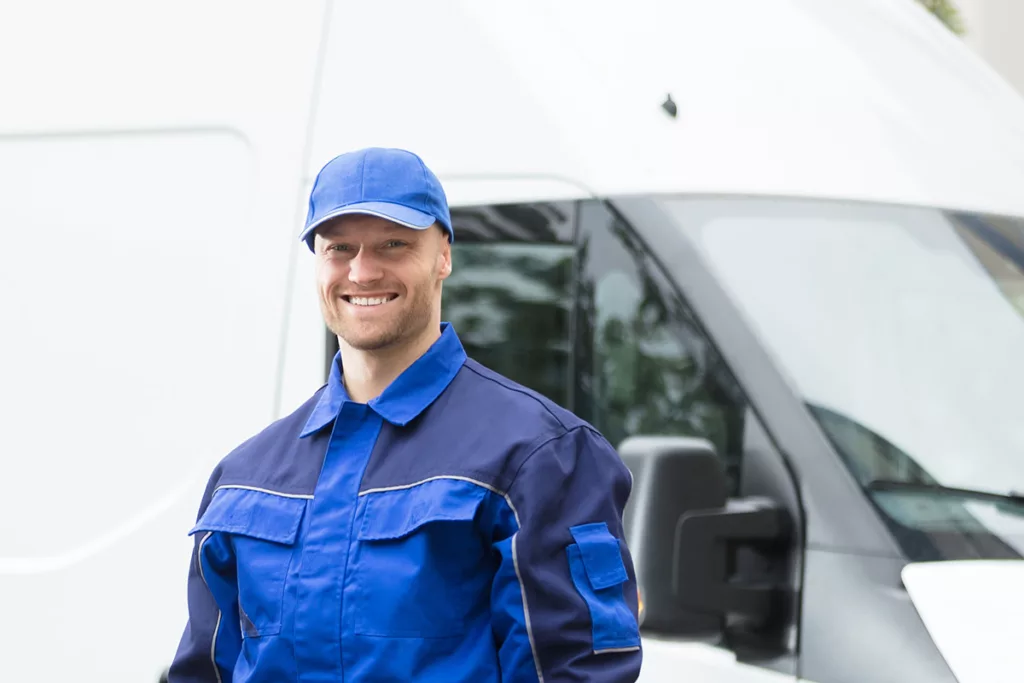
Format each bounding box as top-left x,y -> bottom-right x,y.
336,325 -> 404,352
345,335 -> 399,352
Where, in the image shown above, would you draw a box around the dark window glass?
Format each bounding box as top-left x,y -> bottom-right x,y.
446,202 -> 576,244
441,202 -> 576,408
574,200 -> 748,493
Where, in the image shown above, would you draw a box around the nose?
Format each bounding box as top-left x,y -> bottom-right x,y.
347,247 -> 384,285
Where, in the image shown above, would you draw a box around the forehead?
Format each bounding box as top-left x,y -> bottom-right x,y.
315,213 -> 420,241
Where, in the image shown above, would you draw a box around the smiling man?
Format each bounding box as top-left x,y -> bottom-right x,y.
167,147 -> 643,682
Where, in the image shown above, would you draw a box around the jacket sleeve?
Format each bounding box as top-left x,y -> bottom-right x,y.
491,425 -> 643,682
167,487 -> 242,683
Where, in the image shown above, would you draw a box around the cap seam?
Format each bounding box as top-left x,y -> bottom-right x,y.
358,151 -> 367,199
420,157 -> 429,213
304,156 -> 334,229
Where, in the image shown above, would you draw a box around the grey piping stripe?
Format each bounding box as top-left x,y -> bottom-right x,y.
360,475 -> 544,679
595,646 -> 641,655
210,614 -> 223,683
512,532 -> 545,683
360,475 -> 509,507
214,485 -> 314,500
197,532 -> 224,683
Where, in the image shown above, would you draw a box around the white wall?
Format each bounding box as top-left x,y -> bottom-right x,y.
955,0 -> 1024,94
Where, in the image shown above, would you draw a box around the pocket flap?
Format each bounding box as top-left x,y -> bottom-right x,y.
357,479 -> 486,541
569,522 -> 628,590
189,486 -> 306,545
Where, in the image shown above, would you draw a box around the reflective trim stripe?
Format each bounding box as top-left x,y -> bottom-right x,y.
360,475 -> 522,527
210,614 -> 223,683
362,475 -> 504,499
213,484 -> 314,500
512,532 -> 545,683
197,532 -> 223,683
359,475 -> 542,679
594,646 -> 641,655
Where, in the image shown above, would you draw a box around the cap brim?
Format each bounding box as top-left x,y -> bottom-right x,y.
300,201 -> 437,248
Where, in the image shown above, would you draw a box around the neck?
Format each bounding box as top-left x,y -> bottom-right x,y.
338,323 -> 442,403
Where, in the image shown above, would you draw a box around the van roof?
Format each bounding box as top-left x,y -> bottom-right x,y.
304,1 -> 1024,217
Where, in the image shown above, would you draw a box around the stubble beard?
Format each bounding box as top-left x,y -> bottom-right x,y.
325,281 -> 437,353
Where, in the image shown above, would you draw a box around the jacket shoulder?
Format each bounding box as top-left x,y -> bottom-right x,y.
448,360 -> 625,491
456,359 -> 590,438
204,386 -> 328,496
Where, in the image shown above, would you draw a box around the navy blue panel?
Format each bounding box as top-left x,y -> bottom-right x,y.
169,472 -> 240,683
358,358 -> 580,495
211,387 -> 330,498
500,426 -> 642,679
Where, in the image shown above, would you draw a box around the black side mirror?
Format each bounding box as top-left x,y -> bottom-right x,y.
620,435 -> 790,637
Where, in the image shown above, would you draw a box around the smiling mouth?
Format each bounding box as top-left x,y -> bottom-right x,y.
343,294 -> 398,307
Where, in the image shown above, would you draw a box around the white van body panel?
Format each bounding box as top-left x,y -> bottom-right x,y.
637,640 -> 805,682
307,0 -> 1024,218
903,560 -> 1024,683
0,3 -> 327,681
1,1 -> 1023,681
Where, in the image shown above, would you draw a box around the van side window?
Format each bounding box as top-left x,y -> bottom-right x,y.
435,199 -> 748,494
573,200 -> 748,494
442,202 -> 577,408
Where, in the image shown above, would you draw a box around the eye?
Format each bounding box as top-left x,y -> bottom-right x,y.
383,240 -> 407,248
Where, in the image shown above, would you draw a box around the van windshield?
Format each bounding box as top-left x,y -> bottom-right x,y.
665,197 -> 1024,561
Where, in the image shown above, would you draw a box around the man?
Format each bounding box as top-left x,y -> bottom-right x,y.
168,147 -> 643,682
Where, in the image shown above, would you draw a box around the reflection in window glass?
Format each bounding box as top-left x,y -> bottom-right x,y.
574,201 -> 747,492
442,202 -> 577,408
442,242 -> 574,407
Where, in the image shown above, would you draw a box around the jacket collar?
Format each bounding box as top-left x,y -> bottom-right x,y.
300,322 -> 467,437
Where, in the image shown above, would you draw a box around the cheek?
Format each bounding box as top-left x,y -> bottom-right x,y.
317,262 -> 346,295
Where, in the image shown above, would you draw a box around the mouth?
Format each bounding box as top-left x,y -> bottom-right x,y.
342,294 -> 399,307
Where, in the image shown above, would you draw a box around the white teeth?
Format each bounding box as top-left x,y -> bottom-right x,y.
349,296 -> 391,306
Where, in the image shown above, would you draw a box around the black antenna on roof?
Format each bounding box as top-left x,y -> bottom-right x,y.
661,93 -> 678,118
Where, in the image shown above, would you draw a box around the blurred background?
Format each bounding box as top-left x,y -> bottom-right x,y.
946,0 -> 1024,94
1,1 -> 1022,682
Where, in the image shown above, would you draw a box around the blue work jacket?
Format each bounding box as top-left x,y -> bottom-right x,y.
168,323 -> 642,682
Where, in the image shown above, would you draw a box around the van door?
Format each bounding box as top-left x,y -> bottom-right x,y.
438,198 -> 804,682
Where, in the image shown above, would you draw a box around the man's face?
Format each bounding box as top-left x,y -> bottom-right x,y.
314,214 -> 452,352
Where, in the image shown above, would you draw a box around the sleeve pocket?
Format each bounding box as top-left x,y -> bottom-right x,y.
566,522 -> 641,653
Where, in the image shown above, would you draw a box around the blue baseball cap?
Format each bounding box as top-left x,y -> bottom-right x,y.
300,147 -> 454,252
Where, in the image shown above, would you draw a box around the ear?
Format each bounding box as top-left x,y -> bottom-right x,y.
436,235 -> 452,281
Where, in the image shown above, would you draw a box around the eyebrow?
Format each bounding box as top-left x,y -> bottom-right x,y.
319,230 -> 422,245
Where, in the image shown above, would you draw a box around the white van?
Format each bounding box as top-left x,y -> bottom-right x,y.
2,1 -> 1022,682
